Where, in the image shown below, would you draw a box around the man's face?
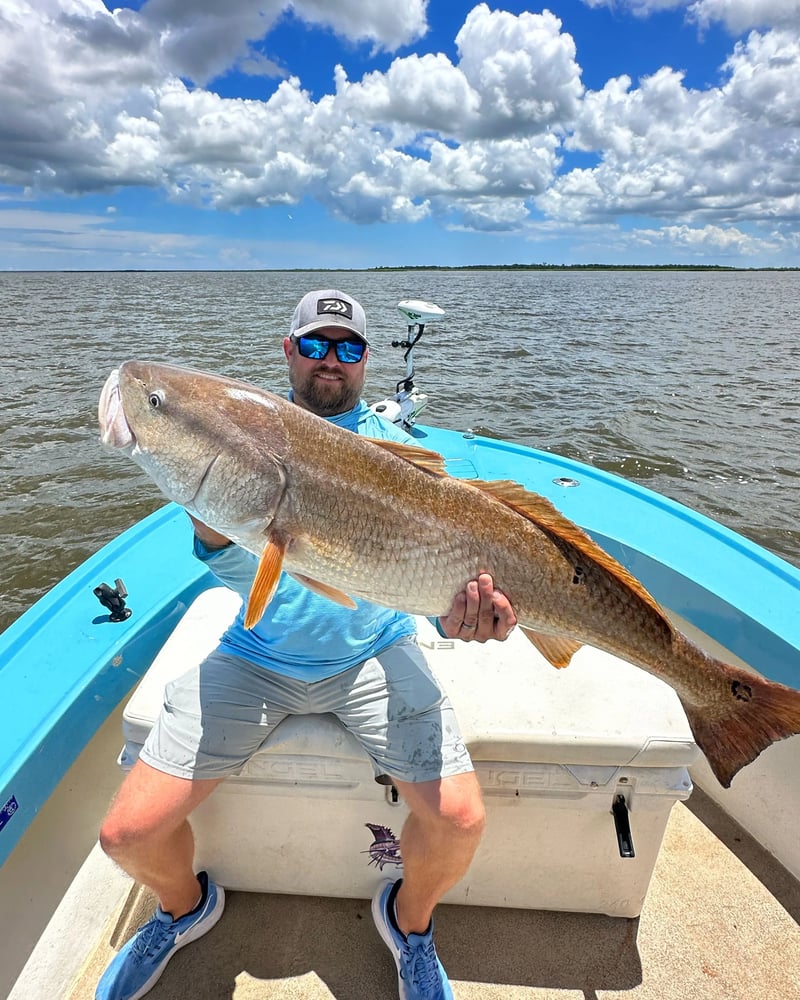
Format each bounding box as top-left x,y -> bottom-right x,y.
284,327 -> 368,416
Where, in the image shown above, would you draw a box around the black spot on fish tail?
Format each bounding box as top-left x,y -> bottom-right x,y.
731,680 -> 753,702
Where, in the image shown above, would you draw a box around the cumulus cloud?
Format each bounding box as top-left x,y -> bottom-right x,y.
139,0 -> 284,84
335,5 -> 582,141
0,0 -> 798,258
633,222 -> 773,254
0,1 -> 574,225
722,27 -> 800,125
689,0 -> 800,33
540,27 -> 800,235
293,0 -> 429,52
455,5 -> 583,134
583,0 -> 800,33
132,0 -> 427,83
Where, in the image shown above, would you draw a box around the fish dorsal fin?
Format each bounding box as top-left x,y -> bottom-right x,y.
520,627 -> 582,669
288,571 -> 358,609
245,533 -> 287,629
468,478 -> 665,620
367,438 -> 449,477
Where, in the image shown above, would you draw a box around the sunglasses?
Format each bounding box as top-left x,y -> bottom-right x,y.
293,334 -> 366,364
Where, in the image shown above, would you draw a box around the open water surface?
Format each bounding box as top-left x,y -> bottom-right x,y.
1,268 -> 799,634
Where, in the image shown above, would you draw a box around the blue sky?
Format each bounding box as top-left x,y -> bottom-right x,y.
0,0 -> 798,269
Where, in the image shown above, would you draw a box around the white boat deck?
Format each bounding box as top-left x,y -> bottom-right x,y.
43,788 -> 798,1000
5,598 -> 800,1000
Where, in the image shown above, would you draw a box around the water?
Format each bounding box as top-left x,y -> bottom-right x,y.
1,268 -> 799,634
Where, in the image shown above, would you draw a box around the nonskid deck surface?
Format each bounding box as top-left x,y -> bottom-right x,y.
64,790 -> 800,1000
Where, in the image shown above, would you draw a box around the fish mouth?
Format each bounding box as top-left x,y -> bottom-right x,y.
98,369 -> 135,449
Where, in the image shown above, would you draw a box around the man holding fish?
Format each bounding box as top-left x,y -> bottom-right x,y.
96,290 -> 517,1000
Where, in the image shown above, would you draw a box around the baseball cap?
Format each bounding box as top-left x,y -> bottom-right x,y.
289,289 -> 368,344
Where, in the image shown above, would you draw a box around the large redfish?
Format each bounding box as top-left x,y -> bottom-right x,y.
98,360 -> 800,788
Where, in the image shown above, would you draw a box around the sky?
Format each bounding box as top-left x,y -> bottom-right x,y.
0,0 -> 799,270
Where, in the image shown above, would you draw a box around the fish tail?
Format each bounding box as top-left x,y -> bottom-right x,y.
681,663 -> 800,788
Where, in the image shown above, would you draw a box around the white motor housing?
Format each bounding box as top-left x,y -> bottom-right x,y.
397,299 -> 446,326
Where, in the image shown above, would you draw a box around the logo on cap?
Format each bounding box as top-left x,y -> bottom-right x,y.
317,298 -> 353,320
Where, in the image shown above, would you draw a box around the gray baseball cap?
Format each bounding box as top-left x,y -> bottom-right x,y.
289,289 -> 368,344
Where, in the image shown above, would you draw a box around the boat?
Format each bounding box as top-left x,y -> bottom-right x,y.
2,301 -> 799,999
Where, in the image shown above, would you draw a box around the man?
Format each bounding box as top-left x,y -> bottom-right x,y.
96,289 -> 517,1000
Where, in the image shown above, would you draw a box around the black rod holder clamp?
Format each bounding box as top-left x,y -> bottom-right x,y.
93,578 -> 132,622
612,793 -> 636,858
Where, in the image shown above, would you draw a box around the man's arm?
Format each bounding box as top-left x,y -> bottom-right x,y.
188,514 -> 232,551
438,573 -> 517,643
189,514 -> 514,641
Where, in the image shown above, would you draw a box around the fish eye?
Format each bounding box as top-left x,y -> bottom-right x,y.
148,390 -> 165,409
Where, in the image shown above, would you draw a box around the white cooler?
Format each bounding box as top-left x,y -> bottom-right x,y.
120,587 -> 698,918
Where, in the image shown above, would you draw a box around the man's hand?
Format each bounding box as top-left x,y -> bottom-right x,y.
438,573 -> 517,643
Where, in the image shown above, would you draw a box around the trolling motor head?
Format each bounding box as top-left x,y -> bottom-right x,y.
396,299 -> 446,328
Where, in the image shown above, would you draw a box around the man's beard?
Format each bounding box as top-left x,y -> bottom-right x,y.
289,368 -> 362,416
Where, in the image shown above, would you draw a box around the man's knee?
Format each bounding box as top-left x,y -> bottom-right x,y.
446,785 -> 486,839
98,789 -> 171,858
97,760 -> 209,859
403,771 -> 486,839
98,809 -> 145,859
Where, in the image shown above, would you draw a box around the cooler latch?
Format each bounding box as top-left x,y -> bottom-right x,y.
612,793 -> 635,858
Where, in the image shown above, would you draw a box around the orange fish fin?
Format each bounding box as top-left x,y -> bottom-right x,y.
244,534 -> 287,629
367,438 -> 449,477
469,478 -> 666,621
288,572 -> 358,609
520,627 -> 582,668
675,637 -> 800,788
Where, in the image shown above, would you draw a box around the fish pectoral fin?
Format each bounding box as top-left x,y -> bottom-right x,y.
244,533 -> 288,629
367,438 -> 449,476
520,627 -> 582,669
288,572 -> 358,609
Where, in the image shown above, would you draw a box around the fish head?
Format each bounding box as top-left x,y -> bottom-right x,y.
98,360 -> 290,539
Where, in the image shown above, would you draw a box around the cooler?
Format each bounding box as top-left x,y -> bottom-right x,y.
119,587 -> 698,918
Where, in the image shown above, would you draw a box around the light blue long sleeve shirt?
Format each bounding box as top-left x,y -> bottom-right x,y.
194,400 -> 419,681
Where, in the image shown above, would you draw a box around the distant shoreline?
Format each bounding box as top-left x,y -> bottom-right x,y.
3,264 -> 799,274
369,263 -> 799,272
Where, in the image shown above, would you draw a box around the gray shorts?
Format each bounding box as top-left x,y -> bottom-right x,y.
139,636 -> 473,784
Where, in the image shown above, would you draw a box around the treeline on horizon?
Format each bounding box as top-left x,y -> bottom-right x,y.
19,263 -> 798,274
369,263 -> 798,272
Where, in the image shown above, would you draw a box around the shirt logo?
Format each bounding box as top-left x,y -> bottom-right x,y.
317,298 -> 353,320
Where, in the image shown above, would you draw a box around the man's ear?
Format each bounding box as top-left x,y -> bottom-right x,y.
282,336 -> 293,360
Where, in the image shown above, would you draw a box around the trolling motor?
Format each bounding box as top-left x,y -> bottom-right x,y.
370,299 -> 446,430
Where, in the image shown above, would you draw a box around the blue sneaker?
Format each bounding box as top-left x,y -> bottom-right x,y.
371,878 -> 454,1000
96,871 -> 224,1000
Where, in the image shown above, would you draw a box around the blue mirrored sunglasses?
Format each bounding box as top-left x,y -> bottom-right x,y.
294,334 -> 366,364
